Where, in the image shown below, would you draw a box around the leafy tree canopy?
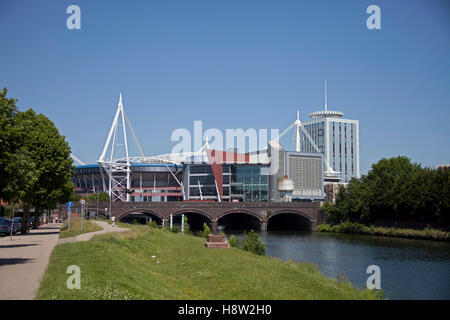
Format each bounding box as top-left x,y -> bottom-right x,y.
323,156 -> 449,226
0,88 -> 75,232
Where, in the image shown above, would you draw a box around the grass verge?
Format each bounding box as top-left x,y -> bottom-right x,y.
59,217 -> 102,238
37,225 -> 380,300
316,221 -> 450,241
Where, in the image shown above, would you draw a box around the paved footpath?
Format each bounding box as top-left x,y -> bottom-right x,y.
0,221 -> 129,300
0,223 -> 62,300
57,221 -> 128,245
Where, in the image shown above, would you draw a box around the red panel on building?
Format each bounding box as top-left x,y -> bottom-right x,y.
206,149 -> 250,197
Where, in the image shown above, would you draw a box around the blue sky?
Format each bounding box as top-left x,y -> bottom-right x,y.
1,0 -> 449,174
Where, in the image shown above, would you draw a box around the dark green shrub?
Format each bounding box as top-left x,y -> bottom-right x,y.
335,221 -> 366,233
229,235 -> 238,247
198,223 -> 211,239
316,224 -> 332,232
243,230 -> 266,256
171,226 -> 180,233
183,216 -> 189,233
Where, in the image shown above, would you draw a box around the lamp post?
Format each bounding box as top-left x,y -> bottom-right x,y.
96,188 -> 99,220
10,205 -> 15,241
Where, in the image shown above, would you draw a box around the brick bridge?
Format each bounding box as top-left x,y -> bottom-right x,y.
63,201 -> 325,231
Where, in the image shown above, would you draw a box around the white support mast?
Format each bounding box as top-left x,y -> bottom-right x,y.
271,110 -> 336,175
295,110 -> 301,152
98,93 -> 132,202
197,180 -> 203,200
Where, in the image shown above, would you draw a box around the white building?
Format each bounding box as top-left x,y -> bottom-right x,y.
300,83 -> 360,183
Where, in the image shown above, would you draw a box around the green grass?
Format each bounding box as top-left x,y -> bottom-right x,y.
38,225 -> 379,300
317,221 -> 450,241
59,217 -> 102,238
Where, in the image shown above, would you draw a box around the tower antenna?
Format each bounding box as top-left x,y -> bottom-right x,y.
324,81 -> 328,112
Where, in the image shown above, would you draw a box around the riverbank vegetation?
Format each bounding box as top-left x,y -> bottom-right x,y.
59,217 -> 102,238
320,157 -> 449,240
317,221 -> 449,241
228,230 -> 266,255
38,224 -> 379,300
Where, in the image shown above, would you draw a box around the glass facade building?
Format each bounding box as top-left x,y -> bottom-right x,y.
183,164 -> 268,202
229,165 -> 268,202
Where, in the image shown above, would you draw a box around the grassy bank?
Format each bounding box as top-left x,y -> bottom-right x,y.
38,225 -> 379,300
59,217 -> 102,238
316,221 -> 450,241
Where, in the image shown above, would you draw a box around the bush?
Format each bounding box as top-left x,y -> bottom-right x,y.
316,224 -> 332,232
198,223 -> 211,239
183,216 -> 189,233
150,220 -> 158,228
243,230 -> 266,256
316,222 -> 367,234
171,226 -> 180,233
229,235 -> 238,247
335,221 -> 366,234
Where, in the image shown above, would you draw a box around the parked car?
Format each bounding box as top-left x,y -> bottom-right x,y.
13,217 -> 22,232
0,220 -> 9,235
4,219 -> 17,234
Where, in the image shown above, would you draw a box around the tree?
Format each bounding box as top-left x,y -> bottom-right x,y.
0,88 -> 22,202
15,109 -> 74,231
87,192 -> 110,202
323,156 -> 450,227
0,89 -> 74,233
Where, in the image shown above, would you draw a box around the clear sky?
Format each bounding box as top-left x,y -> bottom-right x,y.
1,0 -> 449,174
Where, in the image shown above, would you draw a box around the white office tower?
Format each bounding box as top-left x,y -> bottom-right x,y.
301,82 -> 360,183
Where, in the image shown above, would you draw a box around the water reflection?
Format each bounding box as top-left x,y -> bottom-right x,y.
225,230 -> 450,299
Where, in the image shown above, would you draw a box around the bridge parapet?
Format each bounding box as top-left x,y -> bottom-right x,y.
62,201 -> 323,228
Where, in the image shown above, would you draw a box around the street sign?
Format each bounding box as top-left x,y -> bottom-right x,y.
67,201 -> 73,208
80,199 -> 86,205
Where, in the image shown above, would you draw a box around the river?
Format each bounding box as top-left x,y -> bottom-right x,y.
226,230 -> 450,300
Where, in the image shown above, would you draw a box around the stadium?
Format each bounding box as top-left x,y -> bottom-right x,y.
72,88 -> 359,211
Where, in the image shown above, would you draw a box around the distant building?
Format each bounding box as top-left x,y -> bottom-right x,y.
301,82 -> 360,183
268,141 -> 324,202
437,164 -> 450,171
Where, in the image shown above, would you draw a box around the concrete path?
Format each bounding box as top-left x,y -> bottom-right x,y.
57,221 -> 129,245
0,223 -> 62,300
0,221 -> 129,300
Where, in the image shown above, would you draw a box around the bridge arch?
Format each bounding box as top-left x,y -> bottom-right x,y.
118,209 -> 164,225
85,208 -> 109,219
217,210 -> 262,231
267,210 -> 313,231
